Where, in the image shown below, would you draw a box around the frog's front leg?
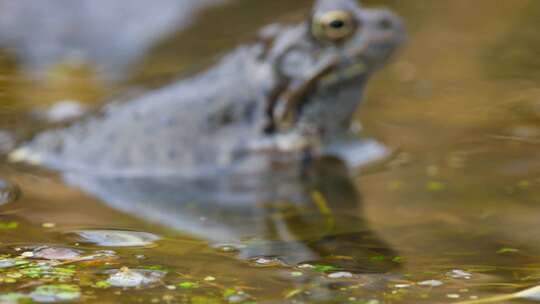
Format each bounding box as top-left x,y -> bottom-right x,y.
269,55 -> 338,133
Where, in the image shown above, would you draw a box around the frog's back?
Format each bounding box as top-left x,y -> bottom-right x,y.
12,48 -> 269,176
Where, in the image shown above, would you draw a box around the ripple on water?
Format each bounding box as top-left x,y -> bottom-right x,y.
0,179 -> 21,206
65,229 -> 161,247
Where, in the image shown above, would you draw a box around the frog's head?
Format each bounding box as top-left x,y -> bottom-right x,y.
265,0 -> 406,140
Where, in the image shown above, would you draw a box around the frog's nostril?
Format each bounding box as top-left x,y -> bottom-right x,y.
377,18 -> 394,30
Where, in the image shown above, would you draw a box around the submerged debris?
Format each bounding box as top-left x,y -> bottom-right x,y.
327,272 -> 354,279
224,290 -> 252,304
0,293 -> 30,304
0,179 -> 21,206
32,247 -> 83,261
456,285 -> 540,304
447,269 -> 472,280
0,131 -> 15,154
497,247 -> 520,254
29,284 -> 81,303
417,279 -> 444,287
0,258 -> 20,269
297,263 -> 340,273
519,286 -> 540,301
11,245 -> 117,263
106,267 -> 165,288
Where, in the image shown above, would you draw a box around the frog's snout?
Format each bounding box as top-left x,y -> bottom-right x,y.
365,9 -> 407,47
353,8 -> 406,69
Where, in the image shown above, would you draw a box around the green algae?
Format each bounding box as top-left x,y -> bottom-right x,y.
0,221 -> 18,230
426,181 -> 447,192
191,296 -> 222,304
0,292 -> 31,303
178,281 -> 200,289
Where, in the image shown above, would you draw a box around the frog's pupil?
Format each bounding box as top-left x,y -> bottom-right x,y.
329,20 -> 345,29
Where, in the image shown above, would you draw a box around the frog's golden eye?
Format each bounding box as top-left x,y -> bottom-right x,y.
312,10 -> 357,42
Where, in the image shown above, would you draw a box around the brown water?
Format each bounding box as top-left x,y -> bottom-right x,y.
2,1 -> 540,303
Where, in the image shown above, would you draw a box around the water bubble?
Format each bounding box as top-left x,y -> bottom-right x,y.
0,179 -> 21,206
226,291 -> 252,304
212,243 -> 245,254
66,229 -> 161,247
249,256 -> 285,267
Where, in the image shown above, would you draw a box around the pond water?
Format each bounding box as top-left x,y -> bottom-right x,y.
1,0 -> 540,303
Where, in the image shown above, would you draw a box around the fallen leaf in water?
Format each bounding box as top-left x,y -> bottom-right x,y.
455,285 -> 540,304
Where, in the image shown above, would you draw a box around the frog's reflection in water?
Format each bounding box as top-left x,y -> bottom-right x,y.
66,156 -> 398,273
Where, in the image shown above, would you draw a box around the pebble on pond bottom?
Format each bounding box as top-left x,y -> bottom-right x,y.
66,229 -> 161,247
106,267 -> 166,288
